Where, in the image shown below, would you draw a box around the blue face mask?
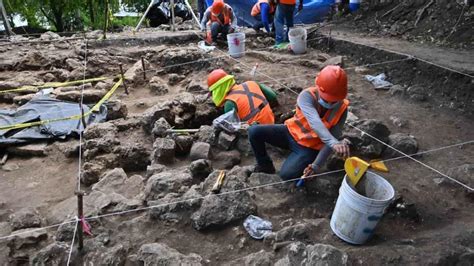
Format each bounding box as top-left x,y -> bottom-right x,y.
318,97 -> 339,109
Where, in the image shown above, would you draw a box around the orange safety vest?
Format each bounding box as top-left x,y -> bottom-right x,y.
225,81 -> 275,125
279,0 -> 296,5
285,87 -> 349,150
251,0 -> 276,17
210,5 -> 233,26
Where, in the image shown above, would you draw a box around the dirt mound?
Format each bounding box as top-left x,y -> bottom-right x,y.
336,0 -> 474,49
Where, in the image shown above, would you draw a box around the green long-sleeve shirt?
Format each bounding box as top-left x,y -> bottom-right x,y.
223,82 -> 277,113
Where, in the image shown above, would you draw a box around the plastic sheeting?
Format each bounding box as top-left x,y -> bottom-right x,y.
224,0 -> 335,27
0,95 -> 107,145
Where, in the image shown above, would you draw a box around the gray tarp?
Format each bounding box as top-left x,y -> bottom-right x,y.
0,95 -> 107,145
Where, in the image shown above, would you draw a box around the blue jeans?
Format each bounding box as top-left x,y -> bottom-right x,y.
248,124 -> 320,180
197,0 -> 207,23
210,22 -> 230,42
275,4 -> 295,44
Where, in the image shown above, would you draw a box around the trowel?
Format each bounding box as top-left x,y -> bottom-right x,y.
344,157 -> 389,186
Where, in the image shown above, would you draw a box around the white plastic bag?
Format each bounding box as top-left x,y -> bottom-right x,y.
365,73 -> 393,89
212,109 -> 241,133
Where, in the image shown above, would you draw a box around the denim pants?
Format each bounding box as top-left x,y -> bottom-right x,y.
197,0 -> 207,23
210,22 -> 230,42
248,124 -> 320,180
274,4 -> 295,44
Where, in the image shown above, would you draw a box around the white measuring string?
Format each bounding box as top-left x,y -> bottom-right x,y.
66,220 -> 79,266
0,139 -> 471,241
83,139 -> 473,222
347,123 -> 474,191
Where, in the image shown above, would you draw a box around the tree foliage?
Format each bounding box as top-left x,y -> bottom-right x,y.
5,0 -> 121,32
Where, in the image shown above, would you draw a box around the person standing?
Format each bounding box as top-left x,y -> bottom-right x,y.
274,0 -> 303,47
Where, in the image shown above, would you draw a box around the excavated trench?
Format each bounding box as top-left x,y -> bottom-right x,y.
0,30 -> 473,265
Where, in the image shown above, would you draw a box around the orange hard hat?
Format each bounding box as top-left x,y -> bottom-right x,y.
212,0 -> 225,14
207,69 -> 228,87
315,65 -> 348,102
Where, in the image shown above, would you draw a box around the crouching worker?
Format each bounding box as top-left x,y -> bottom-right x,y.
200,0 -> 237,44
207,69 -> 277,125
248,65 -> 350,180
251,0 -> 276,33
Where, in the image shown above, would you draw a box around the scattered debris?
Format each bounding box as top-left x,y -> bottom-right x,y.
243,215 -> 273,240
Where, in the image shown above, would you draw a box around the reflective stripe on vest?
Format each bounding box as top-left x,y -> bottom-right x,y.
227,82 -> 269,121
285,87 -> 349,150
210,5 -> 232,26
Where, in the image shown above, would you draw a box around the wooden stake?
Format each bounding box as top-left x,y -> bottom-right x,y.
75,191 -> 84,250
141,57 -> 147,80
0,0 -> 13,37
119,64 -> 129,94
170,0 -> 176,32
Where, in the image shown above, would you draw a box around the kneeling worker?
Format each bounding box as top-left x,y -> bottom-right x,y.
207,69 -> 277,125
200,0 -> 237,44
251,0 -> 276,33
248,65 -> 350,180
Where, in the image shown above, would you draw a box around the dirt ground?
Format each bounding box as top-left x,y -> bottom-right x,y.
0,27 -> 473,265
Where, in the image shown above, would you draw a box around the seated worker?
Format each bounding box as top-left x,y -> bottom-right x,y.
200,0 -> 237,44
207,69 -> 277,125
248,65 -> 350,180
251,0 -> 276,33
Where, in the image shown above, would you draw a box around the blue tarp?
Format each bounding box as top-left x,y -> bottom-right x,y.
205,0 -> 335,27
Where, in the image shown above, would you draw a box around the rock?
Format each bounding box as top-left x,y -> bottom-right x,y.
389,116 -> 408,128
92,168 -> 144,199
354,66 -> 369,74
304,244 -> 349,265
145,171 -> 193,201
55,89 -> 106,103
306,175 -> 340,198
0,80 -> 21,90
105,100 -> 128,120
151,138 -> 176,164
264,223 -> 314,246
152,117 -> 171,138
65,58 -> 83,70
218,131 -> 238,150
190,142 -> 211,160
125,59 -> 148,84
146,164 -> 167,179
84,121 -> 118,139
9,207 -> 42,230
346,111 -> 359,123
115,142 -> 151,171
385,133 -> 418,158
174,135 -> 194,156
137,243 -> 202,265
186,80 -> 206,93
345,119 -> 390,158
7,143 -> 48,157
193,103 -> 221,127
84,243 -> 128,265
149,76 -> 169,95
56,221 -> 76,242
31,242 -> 73,265
323,56 -> 344,67
12,94 -> 35,105
16,51 -> 51,70
111,117 -> 144,133
326,153 -> 345,170
189,159 -> 213,179
81,162 -> 106,186
406,85 -> 427,102
142,104 -> 173,133
191,178 -> 256,230
236,137 -> 253,156
229,250 -> 274,265
8,228 -> 48,250
168,73 -> 185,86
196,125 -> 218,145
149,185 -> 203,221
157,47 -> 209,74
216,150 -> 241,169
389,85 -> 405,96
42,72 -> 56,82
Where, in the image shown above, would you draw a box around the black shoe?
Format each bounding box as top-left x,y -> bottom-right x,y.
253,163 -> 276,174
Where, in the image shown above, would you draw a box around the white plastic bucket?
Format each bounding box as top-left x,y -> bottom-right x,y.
288,28 -> 307,54
330,171 -> 395,245
227,32 -> 245,58
349,0 -> 361,12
